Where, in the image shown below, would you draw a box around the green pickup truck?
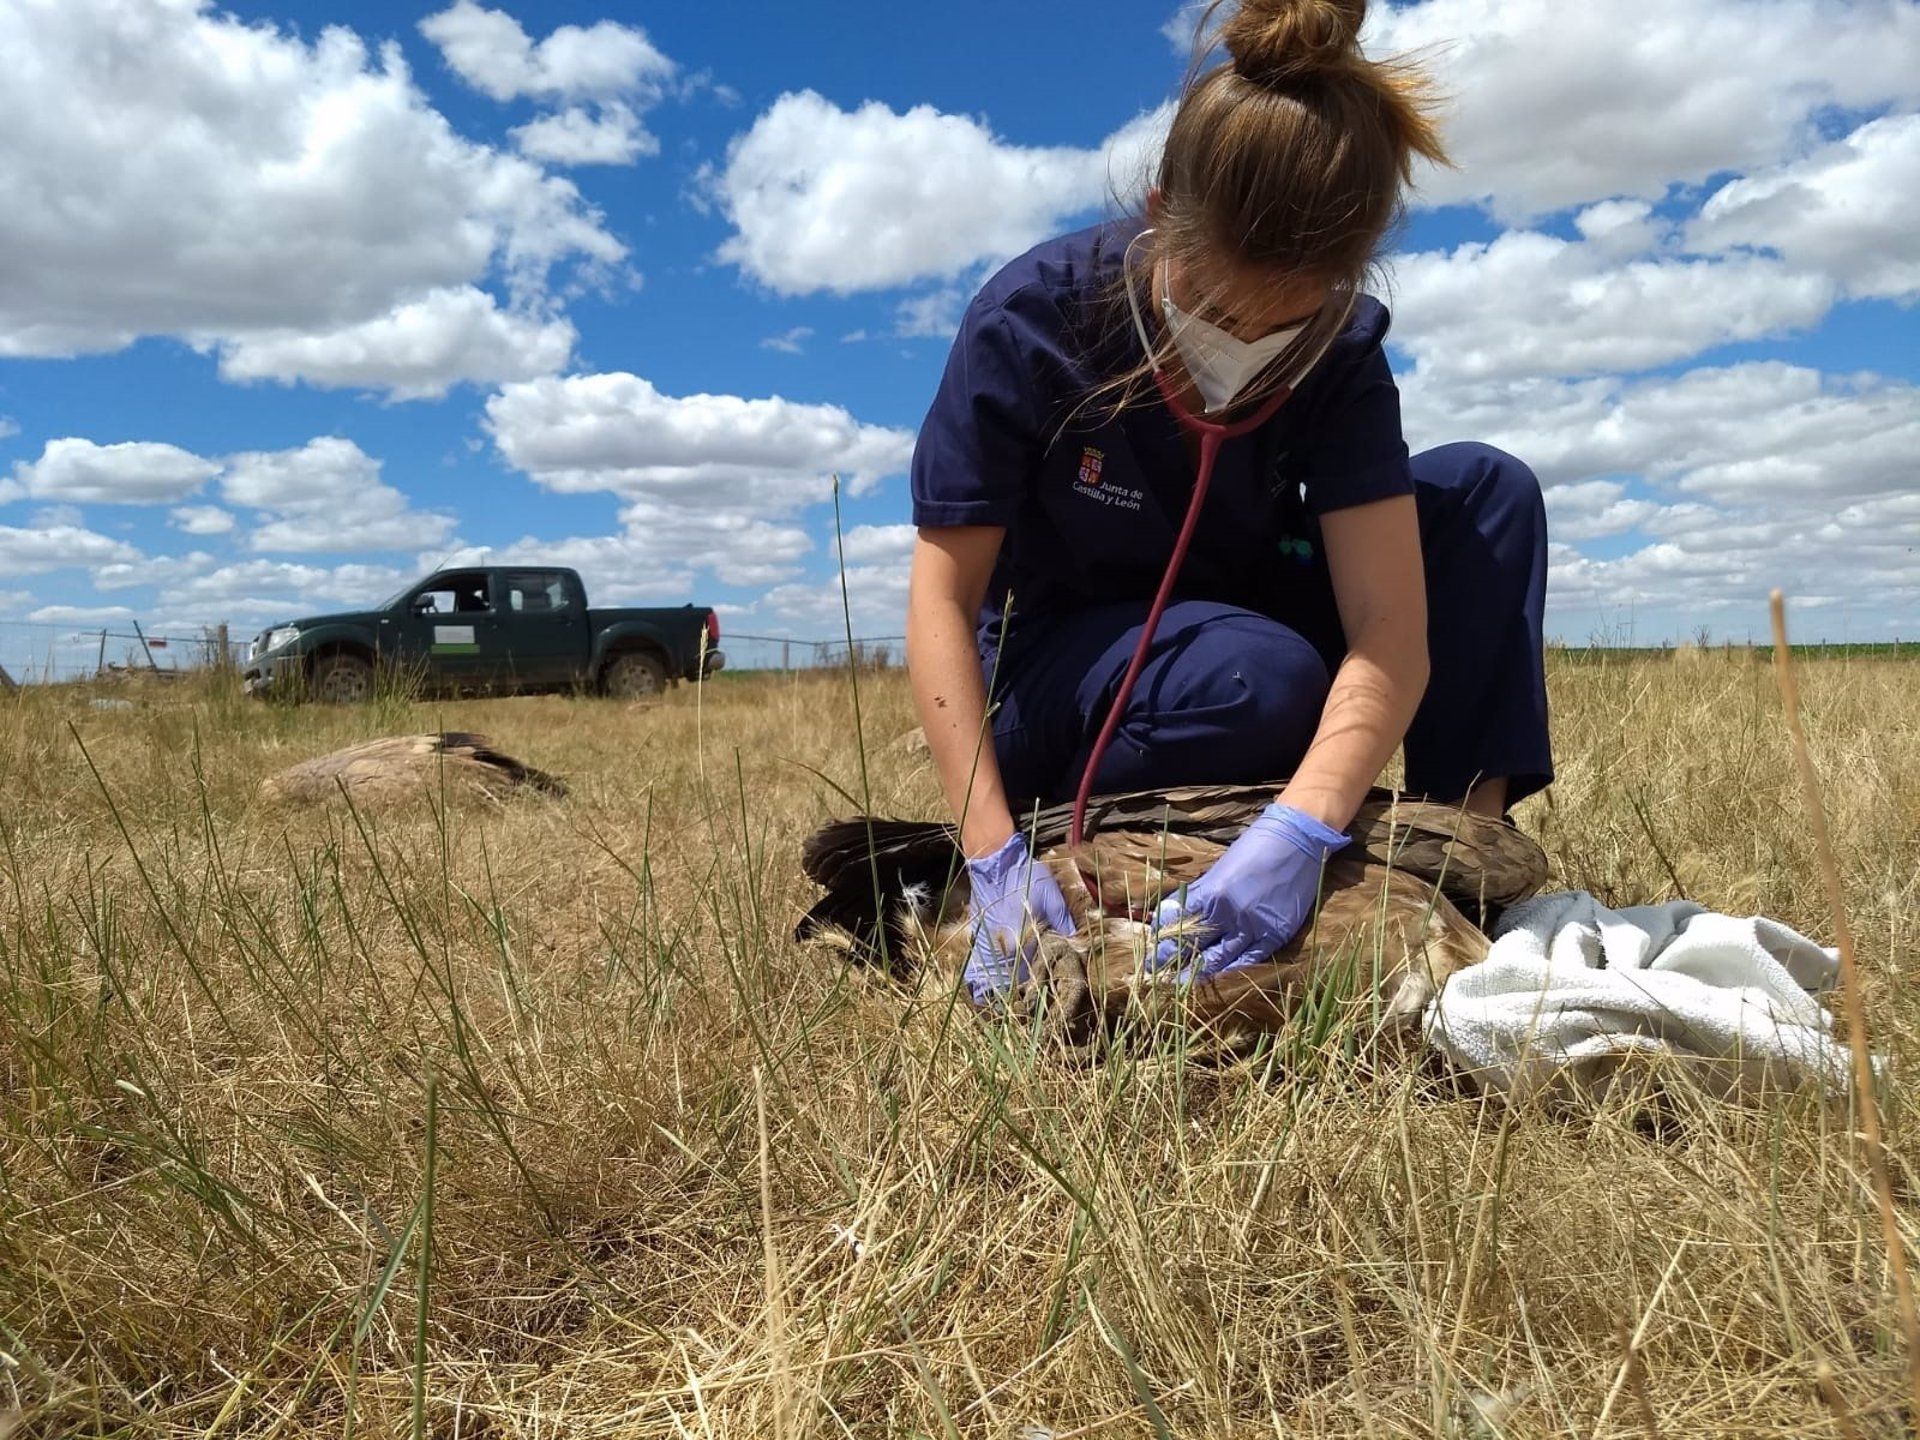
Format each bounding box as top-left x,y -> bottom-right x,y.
243,565 -> 723,702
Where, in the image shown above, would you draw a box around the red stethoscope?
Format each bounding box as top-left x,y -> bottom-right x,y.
1067,234 -> 1354,912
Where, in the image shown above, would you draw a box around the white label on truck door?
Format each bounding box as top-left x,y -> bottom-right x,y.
432,625 -> 478,653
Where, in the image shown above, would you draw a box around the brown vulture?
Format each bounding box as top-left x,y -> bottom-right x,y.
258,732 -> 567,806
797,783 -> 1549,1052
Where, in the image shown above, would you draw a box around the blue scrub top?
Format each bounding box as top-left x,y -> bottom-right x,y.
910,220 -> 1415,667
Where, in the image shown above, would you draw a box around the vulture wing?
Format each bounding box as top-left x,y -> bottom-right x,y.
434,732 -> 568,797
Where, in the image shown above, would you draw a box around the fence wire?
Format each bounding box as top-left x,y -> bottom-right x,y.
0,619 -> 241,683
720,633 -> 905,673
0,618 -> 905,685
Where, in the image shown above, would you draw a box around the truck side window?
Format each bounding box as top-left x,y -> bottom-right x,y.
413,571 -> 492,615
506,571 -> 573,614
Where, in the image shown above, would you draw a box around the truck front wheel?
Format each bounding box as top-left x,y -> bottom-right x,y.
602,651 -> 666,699
311,653 -> 375,704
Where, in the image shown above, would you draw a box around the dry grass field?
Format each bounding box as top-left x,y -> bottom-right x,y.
2,652 -> 1916,1438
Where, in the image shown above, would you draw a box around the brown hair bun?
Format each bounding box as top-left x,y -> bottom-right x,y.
1221,0 -> 1365,85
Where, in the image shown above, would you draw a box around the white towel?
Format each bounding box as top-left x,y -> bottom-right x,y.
1423,892 -> 1870,1101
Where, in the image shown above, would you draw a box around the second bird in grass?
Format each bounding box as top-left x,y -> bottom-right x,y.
257,732 -> 567,806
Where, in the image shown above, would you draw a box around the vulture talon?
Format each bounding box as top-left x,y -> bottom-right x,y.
1020,932 -> 1097,1044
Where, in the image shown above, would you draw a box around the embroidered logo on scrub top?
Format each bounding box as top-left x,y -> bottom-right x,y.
1071,445 -> 1143,511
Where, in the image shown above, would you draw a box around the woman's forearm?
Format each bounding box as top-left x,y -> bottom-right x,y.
907,598 -> 1017,857
1276,633 -> 1429,830
906,536 -> 1018,859
1290,495 -> 1432,829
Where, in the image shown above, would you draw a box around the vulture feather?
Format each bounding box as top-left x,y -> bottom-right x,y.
259,732 -> 566,806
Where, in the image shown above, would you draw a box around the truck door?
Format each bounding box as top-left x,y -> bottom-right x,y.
499,569 -> 587,688
395,570 -> 503,687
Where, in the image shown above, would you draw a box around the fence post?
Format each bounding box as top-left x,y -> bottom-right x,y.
214,623 -> 231,673
132,620 -> 161,672
96,628 -> 108,676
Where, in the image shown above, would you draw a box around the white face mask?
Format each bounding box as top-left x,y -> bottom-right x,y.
1156,271 -> 1309,414
1125,242 -> 1311,414
1123,229 -> 1355,420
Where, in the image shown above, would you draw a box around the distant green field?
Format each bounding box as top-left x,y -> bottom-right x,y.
710,639 -> 1920,674
1549,640 -> 1920,662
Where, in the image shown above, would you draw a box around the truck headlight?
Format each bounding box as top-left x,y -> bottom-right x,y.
266,626 -> 301,653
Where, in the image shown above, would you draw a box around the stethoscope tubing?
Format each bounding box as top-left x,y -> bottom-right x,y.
1067,239 -> 1356,913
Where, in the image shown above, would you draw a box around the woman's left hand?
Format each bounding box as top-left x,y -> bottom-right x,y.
1149,803 -> 1350,979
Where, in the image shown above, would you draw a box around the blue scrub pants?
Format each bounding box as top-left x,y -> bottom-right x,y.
988,442 -> 1553,808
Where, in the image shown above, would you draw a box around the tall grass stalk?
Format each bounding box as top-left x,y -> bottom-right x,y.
1771,591 -> 1920,1430
411,1075 -> 438,1440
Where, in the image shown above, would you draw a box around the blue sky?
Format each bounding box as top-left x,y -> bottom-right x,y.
1,0 -> 1915,678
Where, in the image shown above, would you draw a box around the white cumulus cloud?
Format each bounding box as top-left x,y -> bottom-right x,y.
28,604 -> 136,625
147,558 -> 411,625
1540,480 -> 1661,543
1540,488 -> 1918,634
93,552 -> 216,593
0,525 -> 142,578
1162,1 -> 1211,53
733,524 -> 919,636
760,326 -> 815,355
478,373 -> 920,608
1405,362 -> 1920,506
755,562 -> 913,637
420,2 -> 676,169
170,505 -> 236,536
1400,361 -> 1920,629
510,104 -> 658,166
893,287 -> 972,341
217,286 -> 575,399
1387,209 -> 1836,384
448,500 -> 813,599
31,506 -> 86,531
0,0 -> 622,397
484,372 -> 915,507
836,524 -> 917,565
1366,0 -> 1920,221
419,1 -> 674,102
11,438 -> 220,504
10,433 -> 453,555
711,90 -> 1172,295
222,437 -> 456,554
1688,112 -> 1920,302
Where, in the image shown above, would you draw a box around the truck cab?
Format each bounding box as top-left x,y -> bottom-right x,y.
394,567 -> 588,688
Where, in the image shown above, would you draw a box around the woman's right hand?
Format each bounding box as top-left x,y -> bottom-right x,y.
962,832 -> 1078,1004
906,526 -> 1074,1002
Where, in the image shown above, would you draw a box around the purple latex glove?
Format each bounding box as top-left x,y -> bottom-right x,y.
963,832 -> 1078,1005
1150,802 -> 1350,979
